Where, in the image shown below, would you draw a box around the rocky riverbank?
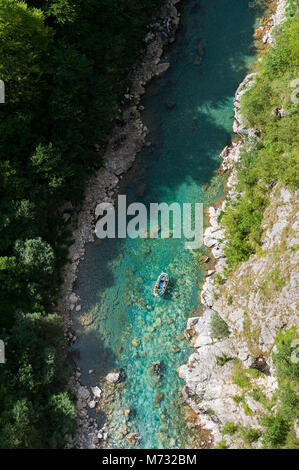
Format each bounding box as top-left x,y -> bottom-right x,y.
178,0 -> 298,449
59,0 -> 183,449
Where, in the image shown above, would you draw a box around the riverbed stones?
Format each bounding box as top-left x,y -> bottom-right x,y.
91,386 -> 102,399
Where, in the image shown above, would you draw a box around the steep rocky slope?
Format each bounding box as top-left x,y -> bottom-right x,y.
179,185 -> 298,447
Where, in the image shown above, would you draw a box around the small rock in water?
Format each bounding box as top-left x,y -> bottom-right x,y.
156,62 -> 170,75
88,400 -> 96,409
91,386 -> 102,399
105,371 -> 121,384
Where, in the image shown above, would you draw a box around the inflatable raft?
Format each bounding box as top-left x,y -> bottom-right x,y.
154,272 -> 169,297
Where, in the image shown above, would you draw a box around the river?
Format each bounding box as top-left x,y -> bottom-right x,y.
71,0 -> 257,449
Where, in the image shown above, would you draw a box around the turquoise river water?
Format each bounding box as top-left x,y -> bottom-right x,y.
72,0 -> 257,449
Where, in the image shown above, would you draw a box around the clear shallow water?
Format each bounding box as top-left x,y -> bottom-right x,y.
72,0 -> 256,449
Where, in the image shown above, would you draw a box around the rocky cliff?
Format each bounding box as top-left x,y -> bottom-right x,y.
179,0 -> 299,449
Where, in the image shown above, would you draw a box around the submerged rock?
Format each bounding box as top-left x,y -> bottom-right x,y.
179,1 -> 295,447
149,361 -> 162,376
165,100 -> 176,109
155,62 -> 170,75
62,0 -> 183,451
132,338 -> 140,347
197,42 -> 205,57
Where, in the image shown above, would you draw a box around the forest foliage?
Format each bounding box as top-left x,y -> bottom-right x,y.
220,5 -> 299,448
262,328 -> 299,449
0,0 -> 163,448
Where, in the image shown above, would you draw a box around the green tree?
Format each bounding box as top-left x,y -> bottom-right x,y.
0,0 -> 53,105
